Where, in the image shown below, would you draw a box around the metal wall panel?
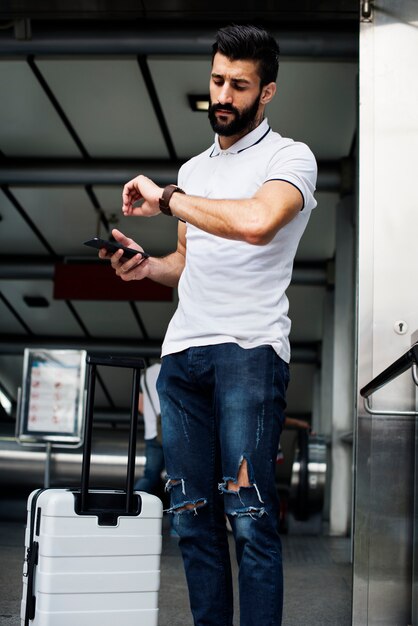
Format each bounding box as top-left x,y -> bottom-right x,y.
355,1 -> 418,624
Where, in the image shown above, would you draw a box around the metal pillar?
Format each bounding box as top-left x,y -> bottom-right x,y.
330,194 -> 355,536
354,2 -> 418,623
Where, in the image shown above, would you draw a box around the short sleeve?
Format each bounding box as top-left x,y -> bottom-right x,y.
265,141 -> 317,211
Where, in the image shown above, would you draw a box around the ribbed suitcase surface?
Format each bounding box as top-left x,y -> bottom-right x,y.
21,488 -> 163,626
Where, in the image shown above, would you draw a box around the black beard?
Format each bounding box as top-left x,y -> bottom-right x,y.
208,92 -> 261,137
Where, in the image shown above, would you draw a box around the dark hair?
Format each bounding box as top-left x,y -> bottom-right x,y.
212,24 -> 280,86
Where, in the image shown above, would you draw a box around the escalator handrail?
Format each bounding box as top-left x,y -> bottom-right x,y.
360,342 -> 418,399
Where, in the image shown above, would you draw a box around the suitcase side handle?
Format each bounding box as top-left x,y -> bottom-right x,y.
80,353 -> 145,515
24,489 -> 45,625
24,540 -> 38,625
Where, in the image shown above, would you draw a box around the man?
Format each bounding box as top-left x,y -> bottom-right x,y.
100,24 -> 317,626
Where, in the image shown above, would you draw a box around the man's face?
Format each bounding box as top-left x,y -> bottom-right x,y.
208,53 -> 263,139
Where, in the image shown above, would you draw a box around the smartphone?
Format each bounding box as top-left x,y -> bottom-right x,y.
83,237 -> 149,260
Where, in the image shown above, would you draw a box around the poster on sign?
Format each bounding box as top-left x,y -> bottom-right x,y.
17,349 -> 87,444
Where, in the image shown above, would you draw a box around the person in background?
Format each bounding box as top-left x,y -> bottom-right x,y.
284,416 -> 312,432
100,23 -> 317,626
277,415 -> 313,462
276,416 -> 315,532
135,362 -> 164,496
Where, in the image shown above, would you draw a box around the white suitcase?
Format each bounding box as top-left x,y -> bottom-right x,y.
21,354 -> 163,626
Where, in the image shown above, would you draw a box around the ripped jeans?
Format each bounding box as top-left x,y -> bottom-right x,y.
157,343 -> 289,626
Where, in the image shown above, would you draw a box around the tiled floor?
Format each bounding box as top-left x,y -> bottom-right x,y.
0,510 -> 351,626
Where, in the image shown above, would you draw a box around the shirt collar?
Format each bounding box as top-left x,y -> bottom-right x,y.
210,118 -> 271,157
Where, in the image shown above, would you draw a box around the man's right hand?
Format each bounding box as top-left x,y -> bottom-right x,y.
122,175 -> 163,217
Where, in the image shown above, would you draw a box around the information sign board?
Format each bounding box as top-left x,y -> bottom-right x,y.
17,349 -> 86,445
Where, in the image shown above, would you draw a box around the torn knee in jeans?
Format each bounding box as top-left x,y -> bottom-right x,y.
165,477 -> 207,515
219,456 -> 266,518
170,499 -> 207,515
226,458 -> 251,492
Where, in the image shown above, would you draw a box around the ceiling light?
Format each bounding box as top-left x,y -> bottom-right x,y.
23,295 -> 50,308
188,94 -> 210,112
0,389 -> 12,415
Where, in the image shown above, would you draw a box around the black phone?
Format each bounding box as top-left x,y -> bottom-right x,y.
83,237 -> 149,260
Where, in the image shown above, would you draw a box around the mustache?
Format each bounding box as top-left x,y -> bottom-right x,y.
210,103 -> 238,114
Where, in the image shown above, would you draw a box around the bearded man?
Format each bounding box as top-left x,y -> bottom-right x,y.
100,24 -> 317,626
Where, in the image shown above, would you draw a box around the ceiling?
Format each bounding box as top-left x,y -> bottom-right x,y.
0,1 -> 359,422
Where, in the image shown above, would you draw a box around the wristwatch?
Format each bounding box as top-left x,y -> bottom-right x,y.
159,184 -> 185,216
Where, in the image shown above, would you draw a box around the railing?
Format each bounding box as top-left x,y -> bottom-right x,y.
360,342 -> 418,416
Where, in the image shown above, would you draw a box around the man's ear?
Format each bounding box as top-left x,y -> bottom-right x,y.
260,82 -> 277,105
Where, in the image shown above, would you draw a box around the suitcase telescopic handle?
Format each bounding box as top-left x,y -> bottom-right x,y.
80,353 -> 145,514
86,354 -> 147,369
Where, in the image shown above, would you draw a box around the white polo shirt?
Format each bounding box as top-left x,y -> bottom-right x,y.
161,118 -> 317,363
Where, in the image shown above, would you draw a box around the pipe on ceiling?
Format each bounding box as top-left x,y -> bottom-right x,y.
0,159 -> 341,191
0,336 -> 320,363
0,26 -> 358,58
0,258 -> 329,286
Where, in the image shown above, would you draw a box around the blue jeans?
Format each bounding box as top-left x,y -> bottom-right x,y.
157,343 -> 289,626
135,437 -> 165,495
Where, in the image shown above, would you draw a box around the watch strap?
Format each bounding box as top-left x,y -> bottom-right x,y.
159,184 -> 185,216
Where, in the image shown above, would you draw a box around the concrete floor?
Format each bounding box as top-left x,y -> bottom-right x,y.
0,508 -> 351,626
